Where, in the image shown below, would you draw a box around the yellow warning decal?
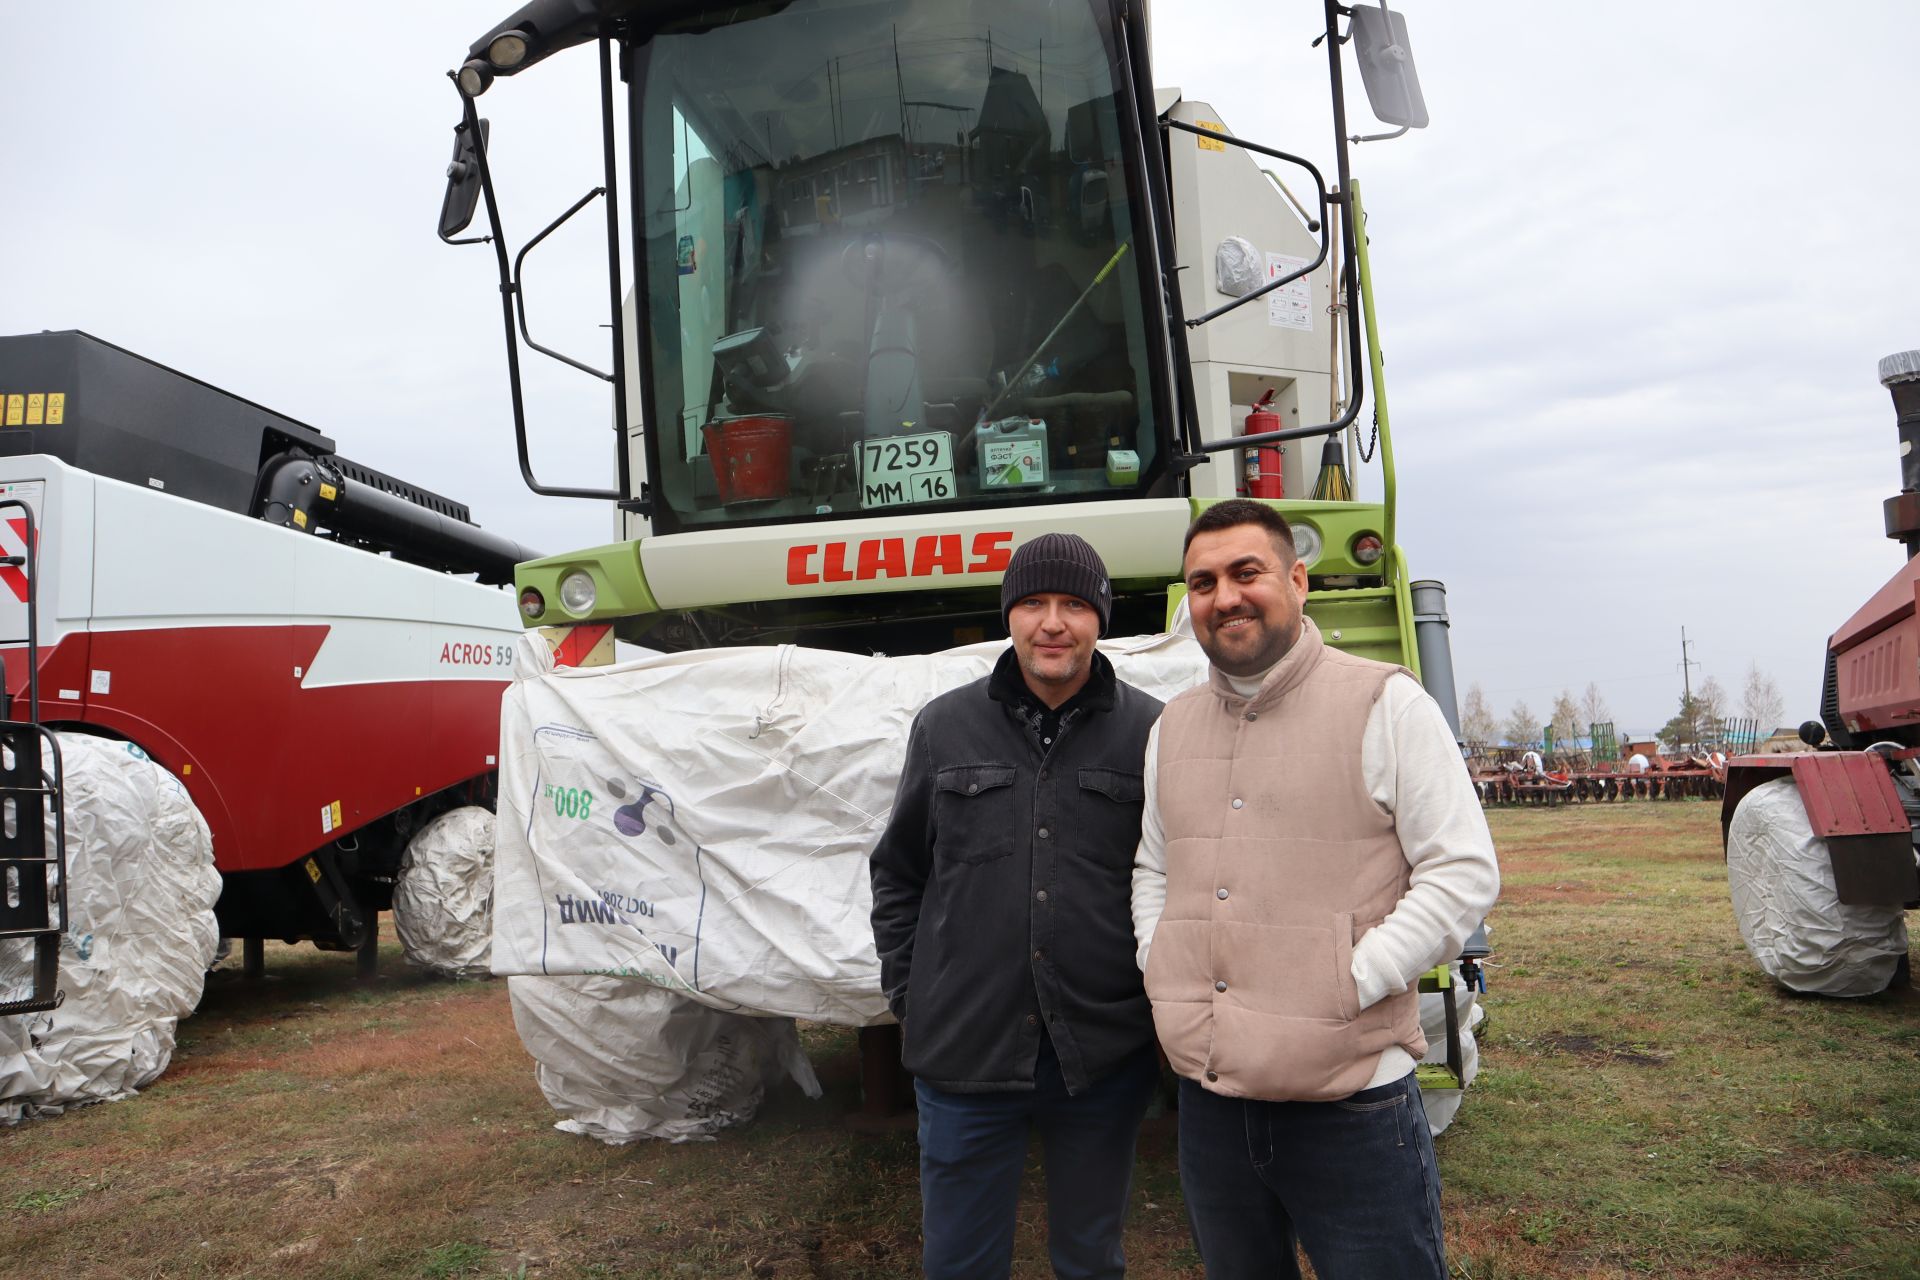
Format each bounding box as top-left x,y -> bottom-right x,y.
330,800 -> 343,829
25,395 -> 44,426
4,396 -> 21,426
293,509 -> 308,528
46,393 -> 63,425
306,858 -> 322,884
319,482 -> 337,502
1195,120 -> 1227,152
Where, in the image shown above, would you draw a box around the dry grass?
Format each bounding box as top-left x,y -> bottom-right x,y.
2,803 -> 1917,1277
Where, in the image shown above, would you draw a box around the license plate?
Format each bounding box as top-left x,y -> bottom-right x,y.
859,431 -> 955,508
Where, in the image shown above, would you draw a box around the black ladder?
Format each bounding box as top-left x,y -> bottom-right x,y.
0,498 -> 67,1017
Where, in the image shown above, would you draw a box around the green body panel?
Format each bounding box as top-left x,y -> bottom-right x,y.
514,540 -> 656,626
1305,586 -> 1416,671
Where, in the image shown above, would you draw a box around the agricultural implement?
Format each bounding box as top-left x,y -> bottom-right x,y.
1474,757 -> 1727,806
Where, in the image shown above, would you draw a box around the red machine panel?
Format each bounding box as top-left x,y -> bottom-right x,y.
1790,753 -> 1910,837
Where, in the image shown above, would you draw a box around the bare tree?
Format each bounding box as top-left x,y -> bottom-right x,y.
1501,699 -> 1539,751
1579,681 -> 1612,734
1696,675 -> 1729,743
1460,683 -> 1499,746
1548,689 -> 1583,748
1742,663 -> 1785,736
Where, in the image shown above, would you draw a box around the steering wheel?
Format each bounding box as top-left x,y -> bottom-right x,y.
839,232 -> 951,298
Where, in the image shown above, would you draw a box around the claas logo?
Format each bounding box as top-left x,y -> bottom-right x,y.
786,531 -> 1012,585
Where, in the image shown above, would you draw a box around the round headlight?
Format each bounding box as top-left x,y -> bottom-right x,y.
456,59 -> 494,98
1290,522 -> 1323,568
518,587 -> 545,620
1351,533 -> 1384,566
488,32 -> 530,68
559,570 -> 598,615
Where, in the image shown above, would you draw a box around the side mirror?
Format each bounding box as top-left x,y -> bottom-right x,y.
438,117 -> 491,242
1798,719 -> 1828,748
1348,5 -> 1429,130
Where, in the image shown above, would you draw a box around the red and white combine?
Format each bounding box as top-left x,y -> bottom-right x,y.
1722,350 -> 1920,996
0,330 -> 533,1011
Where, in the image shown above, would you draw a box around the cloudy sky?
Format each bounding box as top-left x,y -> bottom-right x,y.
6,3 -> 1916,736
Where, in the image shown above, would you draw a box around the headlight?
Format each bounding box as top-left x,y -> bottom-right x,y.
456,59 -> 494,98
1350,533 -> 1384,566
488,32 -> 530,68
1290,522 -> 1323,568
518,587 -> 545,620
559,570 -> 598,615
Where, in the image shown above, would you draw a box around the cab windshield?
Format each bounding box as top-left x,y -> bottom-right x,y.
632,0 -> 1165,529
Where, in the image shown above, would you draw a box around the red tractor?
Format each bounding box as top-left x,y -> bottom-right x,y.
1722,350 -> 1920,996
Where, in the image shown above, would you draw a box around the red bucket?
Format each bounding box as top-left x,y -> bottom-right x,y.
702,416 -> 792,504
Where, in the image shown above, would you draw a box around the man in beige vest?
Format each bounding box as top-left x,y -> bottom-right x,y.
1131,500 -> 1498,1279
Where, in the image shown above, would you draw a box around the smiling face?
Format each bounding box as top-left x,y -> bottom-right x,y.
1007,591 -> 1101,707
1183,523 -> 1310,678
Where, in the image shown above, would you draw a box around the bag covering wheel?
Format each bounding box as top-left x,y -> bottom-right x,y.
393,805 -> 495,979
508,974 -> 821,1143
1,735 -> 220,1121
1727,777 -> 1909,997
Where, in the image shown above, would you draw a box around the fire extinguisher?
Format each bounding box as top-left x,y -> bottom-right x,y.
1241,389 -> 1284,499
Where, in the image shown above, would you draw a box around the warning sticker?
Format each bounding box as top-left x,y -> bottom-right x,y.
1265,253 -> 1314,331
1195,120 -> 1227,152
321,803 -> 334,834
4,396 -> 21,426
46,393 -> 63,425
25,395 -> 44,426
330,800 -> 343,830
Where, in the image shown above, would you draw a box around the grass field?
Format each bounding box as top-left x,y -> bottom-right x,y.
4,803 -> 1918,1278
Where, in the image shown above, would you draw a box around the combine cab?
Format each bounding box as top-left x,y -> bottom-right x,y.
440,0 -> 1456,691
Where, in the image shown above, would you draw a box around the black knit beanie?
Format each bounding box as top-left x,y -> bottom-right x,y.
1000,532 -> 1112,635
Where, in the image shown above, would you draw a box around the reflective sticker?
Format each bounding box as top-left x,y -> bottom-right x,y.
46,393 -> 63,425
182,763 -> 192,775
1195,120 -> 1227,152
25,394 -> 43,426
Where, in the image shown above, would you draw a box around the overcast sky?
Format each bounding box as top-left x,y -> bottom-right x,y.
6,3 -> 1916,737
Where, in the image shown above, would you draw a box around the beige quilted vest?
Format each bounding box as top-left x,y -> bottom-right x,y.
1146,617 -> 1426,1102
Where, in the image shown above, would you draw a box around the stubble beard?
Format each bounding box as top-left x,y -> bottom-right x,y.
1201,613 -> 1300,678
1022,649 -> 1085,690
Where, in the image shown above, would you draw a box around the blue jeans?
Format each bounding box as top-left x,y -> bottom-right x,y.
1175,1072 -> 1446,1280
915,1038 -> 1158,1280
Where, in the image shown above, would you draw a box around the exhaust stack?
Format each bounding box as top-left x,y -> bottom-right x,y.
1879,350 -> 1920,558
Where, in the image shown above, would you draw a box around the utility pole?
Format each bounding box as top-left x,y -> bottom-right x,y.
1679,626 -> 1701,746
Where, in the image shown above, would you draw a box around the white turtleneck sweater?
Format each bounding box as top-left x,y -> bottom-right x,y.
1131,662 -> 1499,1091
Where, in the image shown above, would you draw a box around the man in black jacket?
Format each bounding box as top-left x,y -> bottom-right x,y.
870,532 -> 1163,1280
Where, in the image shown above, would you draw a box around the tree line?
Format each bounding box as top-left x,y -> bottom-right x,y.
1459,664 -> 1786,754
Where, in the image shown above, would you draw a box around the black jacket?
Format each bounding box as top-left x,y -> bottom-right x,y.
869,648 -> 1162,1093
